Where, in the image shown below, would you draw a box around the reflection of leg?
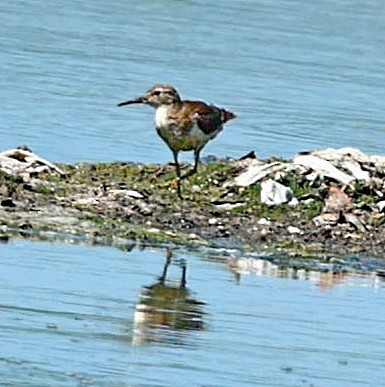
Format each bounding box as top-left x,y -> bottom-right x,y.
180,264 -> 187,289
160,250 -> 172,284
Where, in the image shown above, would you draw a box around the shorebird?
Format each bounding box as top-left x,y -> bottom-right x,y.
117,84 -> 236,198
132,250 -> 206,344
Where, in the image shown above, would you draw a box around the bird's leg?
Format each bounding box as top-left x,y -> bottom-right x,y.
172,150 -> 183,199
180,263 -> 187,289
181,147 -> 202,179
192,147 -> 201,175
160,249 -> 172,284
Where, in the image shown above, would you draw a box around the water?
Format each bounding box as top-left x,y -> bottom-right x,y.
1,239 -> 385,386
1,1 -> 385,165
2,2 -> 385,385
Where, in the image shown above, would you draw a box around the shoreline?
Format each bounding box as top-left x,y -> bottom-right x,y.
0,147 -> 384,258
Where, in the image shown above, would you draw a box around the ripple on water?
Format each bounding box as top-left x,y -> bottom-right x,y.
0,239 -> 385,385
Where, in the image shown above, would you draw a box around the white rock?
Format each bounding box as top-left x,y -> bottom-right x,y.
288,197 -> 299,206
312,213 -> 339,227
125,189 -> 145,199
293,154 -> 354,185
233,161 -> 285,187
260,179 -> 296,206
214,202 -> 245,210
310,147 -> 371,163
110,189 -> 144,199
0,148 -> 65,177
377,201 -> 385,212
147,227 -> 160,233
340,160 -> 370,181
287,226 -> 301,234
257,217 -> 270,225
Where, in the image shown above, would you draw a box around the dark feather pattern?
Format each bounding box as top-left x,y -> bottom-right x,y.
118,84 -> 236,198
166,100 -> 236,135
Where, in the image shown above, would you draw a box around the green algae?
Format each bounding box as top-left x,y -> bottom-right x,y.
0,157 -> 384,257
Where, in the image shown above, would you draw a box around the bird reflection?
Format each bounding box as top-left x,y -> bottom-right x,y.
132,250 -> 206,345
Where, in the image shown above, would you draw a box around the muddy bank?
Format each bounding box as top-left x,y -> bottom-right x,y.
0,146 -> 384,257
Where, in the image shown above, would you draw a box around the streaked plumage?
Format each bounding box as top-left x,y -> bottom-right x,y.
118,84 -> 236,197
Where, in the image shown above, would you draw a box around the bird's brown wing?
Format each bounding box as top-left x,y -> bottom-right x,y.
170,101 -> 236,135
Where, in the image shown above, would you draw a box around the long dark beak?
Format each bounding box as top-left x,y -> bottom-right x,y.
117,96 -> 144,107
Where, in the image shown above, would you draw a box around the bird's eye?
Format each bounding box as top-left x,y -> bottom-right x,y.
153,90 -> 161,96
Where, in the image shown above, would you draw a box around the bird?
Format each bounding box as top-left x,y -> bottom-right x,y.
132,250 -> 206,345
117,84 -> 236,198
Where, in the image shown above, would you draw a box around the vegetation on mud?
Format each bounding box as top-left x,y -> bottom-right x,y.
0,146 -> 385,257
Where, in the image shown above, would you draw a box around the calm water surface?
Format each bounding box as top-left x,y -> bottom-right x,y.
1,0 -> 385,164
1,239 -> 385,386
2,2 -> 385,385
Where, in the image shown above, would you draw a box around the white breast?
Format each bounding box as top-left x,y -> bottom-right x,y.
155,106 -> 169,128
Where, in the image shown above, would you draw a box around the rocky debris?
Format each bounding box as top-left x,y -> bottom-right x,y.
287,226 -> 301,234
234,146 -> 385,191
312,213 -> 340,227
0,146 -> 385,257
0,198 -> 16,208
0,147 -> 65,180
378,201 -> 385,212
323,187 -> 353,213
260,179 -> 298,206
231,147 -> 385,244
293,154 -> 355,185
233,161 -> 287,187
310,147 -> 385,165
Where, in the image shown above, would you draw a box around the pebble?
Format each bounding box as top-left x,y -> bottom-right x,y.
287,226 -> 301,234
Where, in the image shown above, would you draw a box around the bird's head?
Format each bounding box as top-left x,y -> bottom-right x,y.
117,84 -> 181,108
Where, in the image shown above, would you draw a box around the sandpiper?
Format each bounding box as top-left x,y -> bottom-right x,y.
117,84 -> 236,198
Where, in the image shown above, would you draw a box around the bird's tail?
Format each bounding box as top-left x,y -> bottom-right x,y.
220,109 -> 236,123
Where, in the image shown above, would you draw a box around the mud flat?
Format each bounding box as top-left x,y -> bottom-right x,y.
0,146 -> 384,258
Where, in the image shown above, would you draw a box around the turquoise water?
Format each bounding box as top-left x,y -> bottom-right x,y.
1,239 -> 385,386
2,0 -> 385,165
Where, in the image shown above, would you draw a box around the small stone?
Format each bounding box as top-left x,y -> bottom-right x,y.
288,197 -> 299,206
214,202 -> 245,210
257,217 -> 270,225
73,197 -> 99,206
377,201 -> 385,212
324,187 -> 352,213
147,227 -> 160,233
125,189 -> 144,199
341,213 -> 366,232
313,213 -> 339,227
287,226 -> 301,234
1,198 -> 16,207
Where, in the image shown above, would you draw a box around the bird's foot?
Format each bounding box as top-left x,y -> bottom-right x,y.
169,178 -> 183,199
